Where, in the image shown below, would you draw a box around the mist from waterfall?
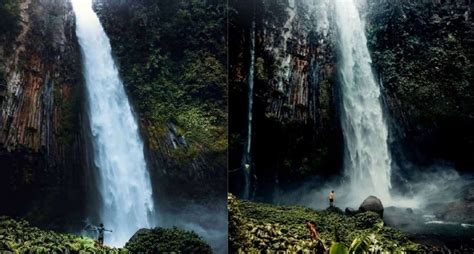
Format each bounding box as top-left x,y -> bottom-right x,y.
72,0 -> 154,246
333,0 -> 392,205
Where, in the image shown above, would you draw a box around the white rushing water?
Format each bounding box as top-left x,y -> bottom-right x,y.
242,19 -> 256,200
333,0 -> 392,204
71,0 -> 154,246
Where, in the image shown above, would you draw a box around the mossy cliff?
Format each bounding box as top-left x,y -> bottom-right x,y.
366,0 -> 474,171
228,194 -> 420,253
95,0 -> 227,203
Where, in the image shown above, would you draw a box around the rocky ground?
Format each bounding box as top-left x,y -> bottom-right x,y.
228,194 -> 420,253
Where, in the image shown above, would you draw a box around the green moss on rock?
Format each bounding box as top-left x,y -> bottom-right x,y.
97,0 -> 227,162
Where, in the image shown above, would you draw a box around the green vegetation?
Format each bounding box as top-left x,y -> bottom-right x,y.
99,0 -> 227,162
228,194 -> 419,253
125,227 -> 212,253
366,1 -> 474,168
0,216 -> 126,253
54,82 -> 81,146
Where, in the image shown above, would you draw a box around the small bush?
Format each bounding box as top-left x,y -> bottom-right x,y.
125,227 -> 212,253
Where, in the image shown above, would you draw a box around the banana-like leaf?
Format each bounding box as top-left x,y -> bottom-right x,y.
329,242 -> 349,254
349,235 -> 371,254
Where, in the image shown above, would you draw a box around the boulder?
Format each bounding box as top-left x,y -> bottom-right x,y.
345,207 -> 357,215
359,196 -> 384,217
326,206 -> 343,214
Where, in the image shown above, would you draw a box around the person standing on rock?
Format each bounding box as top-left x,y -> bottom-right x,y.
328,190 -> 335,207
96,223 -> 112,245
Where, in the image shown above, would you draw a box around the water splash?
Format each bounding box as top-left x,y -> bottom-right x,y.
71,0 -> 154,246
333,0 -> 392,204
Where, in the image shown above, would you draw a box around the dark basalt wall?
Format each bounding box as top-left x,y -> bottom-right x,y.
229,0 -> 343,199
0,0 -> 89,228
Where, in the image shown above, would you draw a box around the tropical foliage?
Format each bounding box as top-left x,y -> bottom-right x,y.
0,216 -> 126,253
228,194 -> 419,253
98,0 -> 227,161
124,227 -> 212,253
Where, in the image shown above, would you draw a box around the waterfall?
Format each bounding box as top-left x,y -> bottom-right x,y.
242,18 -> 256,200
333,0 -> 392,203
71,0 -> 154,246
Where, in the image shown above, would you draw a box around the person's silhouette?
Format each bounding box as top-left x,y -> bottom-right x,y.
328,190 -> 335,207
96,223 -> 112,245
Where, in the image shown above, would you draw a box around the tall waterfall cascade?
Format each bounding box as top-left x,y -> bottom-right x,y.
242,18 -> 256,200
71,0 -> 155,246
333,0 -> 392,203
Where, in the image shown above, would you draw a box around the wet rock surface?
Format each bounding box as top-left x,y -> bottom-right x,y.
359,196 -> 384,217
0,0 -> 87,227
229,0 -> 343,198
384,205 -> 474,252
345,207 -> 357,215
430,183 -> 474,224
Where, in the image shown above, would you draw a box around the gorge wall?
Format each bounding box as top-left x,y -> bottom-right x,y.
229,0 -> 474,198
0,0 -> 228,229
366,0 -> 474,174
230,0 -> 342,198
95,0 -> 228,206
0,0 -> 87,228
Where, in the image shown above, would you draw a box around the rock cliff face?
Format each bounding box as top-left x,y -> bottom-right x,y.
230,0 -> 343,198
95,0 -> 228,204
0,0 -> 87,227
366,0 -> 474,172
230,0 -> 474,198
0,0 -> 227,228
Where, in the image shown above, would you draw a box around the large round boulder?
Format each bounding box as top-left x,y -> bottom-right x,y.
359,196 -> 384,217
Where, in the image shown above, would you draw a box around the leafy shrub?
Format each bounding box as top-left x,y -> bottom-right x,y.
228,196 -> 420,253
0,216 -> 125,253
124,227 -> 211,254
